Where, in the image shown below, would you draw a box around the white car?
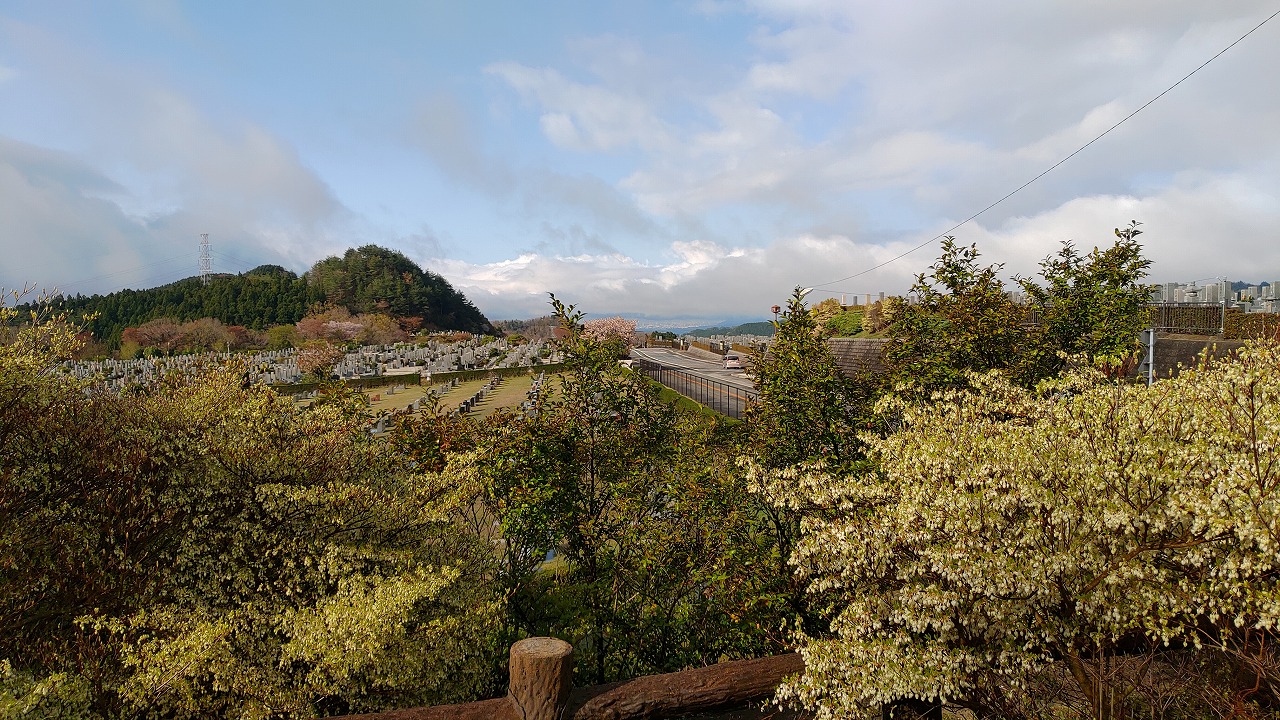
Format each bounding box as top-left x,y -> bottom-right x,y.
722,354 -> 744,370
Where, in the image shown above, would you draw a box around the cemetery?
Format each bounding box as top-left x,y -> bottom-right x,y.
62,332 -> 564,442
59,336 -> 559,393
284,371 -> 555,435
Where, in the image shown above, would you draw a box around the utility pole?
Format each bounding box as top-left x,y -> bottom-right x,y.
1141,328 -> 1156,386
199,233 -> 211,286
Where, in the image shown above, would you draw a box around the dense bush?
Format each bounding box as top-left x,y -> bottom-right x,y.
1223,310 -> 1280,340
0,303 -> 499,718
887,227 -> 1154,393
823,310 -> 864,337
2,292 -> 791,717
739,289 -> 882,640
462,296 -> 787,687
13,224 -> 1270,720
777,343 -> 1280,719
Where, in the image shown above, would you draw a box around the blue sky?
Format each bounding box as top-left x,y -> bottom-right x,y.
2,1 -> 1278,325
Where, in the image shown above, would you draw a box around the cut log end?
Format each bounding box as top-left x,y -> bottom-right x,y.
509,637 -> 574,720
512,637 -> 574,660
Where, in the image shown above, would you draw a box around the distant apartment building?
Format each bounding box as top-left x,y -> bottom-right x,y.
1153,279 -> 1278,313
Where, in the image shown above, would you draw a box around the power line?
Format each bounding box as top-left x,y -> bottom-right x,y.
34,252 -> 199,294
209,250 -> 264,271
11,247 -> 276,299
813,6 -> 1280,290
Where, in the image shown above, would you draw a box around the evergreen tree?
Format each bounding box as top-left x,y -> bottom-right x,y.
13,246 -> 496,349
739,287 -> 879,635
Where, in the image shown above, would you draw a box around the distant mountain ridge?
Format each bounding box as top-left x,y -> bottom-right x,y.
681,321 -> 775,337
36,245 -> 495,347
1230,280 -> 1273,291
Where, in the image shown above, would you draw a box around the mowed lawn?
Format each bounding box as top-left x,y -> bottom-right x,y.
363,373 -> 557,418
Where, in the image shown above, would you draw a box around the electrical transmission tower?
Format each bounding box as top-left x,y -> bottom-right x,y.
199,233 -> 211,285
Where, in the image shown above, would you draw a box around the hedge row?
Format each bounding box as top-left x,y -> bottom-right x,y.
420,363 -> 565,385
1223,311 -> 1280,340
269,363 -> 565,395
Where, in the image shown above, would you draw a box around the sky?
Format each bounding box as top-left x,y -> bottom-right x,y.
1,1 -> 1278,327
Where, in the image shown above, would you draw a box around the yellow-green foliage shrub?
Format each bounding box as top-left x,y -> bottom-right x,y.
0,302 -> 498,719
778,342 -> 1280,720
823,310 -> 863,337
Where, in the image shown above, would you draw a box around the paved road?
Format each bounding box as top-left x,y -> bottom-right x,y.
630,348 -> 758,418
631,348 -> 756,387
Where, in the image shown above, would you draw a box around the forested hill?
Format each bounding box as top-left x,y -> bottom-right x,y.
39,245 -> 495,345
682,321 -> 775,337
306,246 -> 493,334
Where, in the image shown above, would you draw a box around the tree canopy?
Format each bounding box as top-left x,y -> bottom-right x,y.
886,226 -> 1155,392
21,245 -> 494,348
307,246 -> 494,335
8,224 -> 1277,720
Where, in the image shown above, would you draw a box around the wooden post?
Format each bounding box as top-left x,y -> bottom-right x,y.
508,637 -> 573,720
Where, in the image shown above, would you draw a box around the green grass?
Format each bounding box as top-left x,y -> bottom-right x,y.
363,373 -> 563,419
364,383 -> 433,413
645,378 -> 742,424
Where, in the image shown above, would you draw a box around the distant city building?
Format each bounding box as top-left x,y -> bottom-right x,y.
1154,279 -> 1230,305
1153,278 -> 1277,313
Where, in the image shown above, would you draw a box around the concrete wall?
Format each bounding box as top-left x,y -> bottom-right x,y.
825,336 -> 1251,381
1148,337 -> 1249,379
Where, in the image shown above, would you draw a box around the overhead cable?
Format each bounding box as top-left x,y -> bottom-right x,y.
813,6 -> 1280,290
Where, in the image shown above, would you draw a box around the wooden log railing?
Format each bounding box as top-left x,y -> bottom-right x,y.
336,638 -> 803,720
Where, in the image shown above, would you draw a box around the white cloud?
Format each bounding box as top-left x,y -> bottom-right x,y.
426,0 -> 1280,324
431,163 -> 1280,323
0,125 -> 354,296
414,93 -> 515,194
602,1 -> 1280,230
5,2 -> 1280,325
430,232 -> 922,322
968,170 -> 1280,285
746,19 -> 859,99
0,20 -> 359,292
485,61 -> 672,152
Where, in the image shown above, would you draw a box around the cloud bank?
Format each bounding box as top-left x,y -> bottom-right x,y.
1,2 -> 1277,326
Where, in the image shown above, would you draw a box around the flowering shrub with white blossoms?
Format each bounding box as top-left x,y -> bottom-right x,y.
778,343 -> 1280,719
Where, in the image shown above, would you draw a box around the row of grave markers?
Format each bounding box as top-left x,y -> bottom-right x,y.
368,379 -> 464,434
519,372 -> 547,416
363,371 -> 552,435
61,338 -> 557,392
452,376 -> 504,418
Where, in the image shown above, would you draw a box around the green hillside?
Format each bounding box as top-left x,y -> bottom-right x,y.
682,321 -> 775,337
307,246 -> 493,334
34,245 -> 494,347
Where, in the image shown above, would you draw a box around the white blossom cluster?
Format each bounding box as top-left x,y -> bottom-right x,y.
773,343 -> 1280,719
583,316 -> 638,346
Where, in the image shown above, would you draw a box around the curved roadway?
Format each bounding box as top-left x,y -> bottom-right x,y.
630,348 -> 758,418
